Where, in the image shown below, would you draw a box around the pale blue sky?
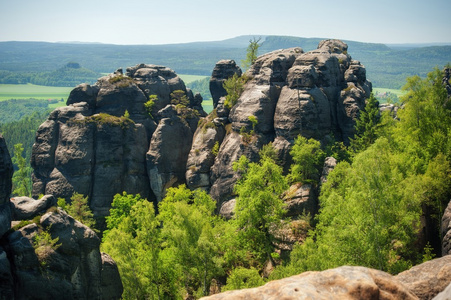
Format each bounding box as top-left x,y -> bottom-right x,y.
0,0 -> 450,45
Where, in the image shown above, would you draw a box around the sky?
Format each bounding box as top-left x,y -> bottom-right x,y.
1,0 -> 450,45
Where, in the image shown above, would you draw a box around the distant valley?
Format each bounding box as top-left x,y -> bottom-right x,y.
0,35 -> 450,89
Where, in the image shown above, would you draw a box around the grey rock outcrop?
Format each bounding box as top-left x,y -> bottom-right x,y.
10,195 -> 56,220
0,134 -> 13,238
31,64 -> 203,214
209,60 -> 242,108
201,266 -> 417,300
146,105 -> 200,202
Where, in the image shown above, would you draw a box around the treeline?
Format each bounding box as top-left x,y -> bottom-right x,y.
93,67 -> 451,299
0,63 -> 100,87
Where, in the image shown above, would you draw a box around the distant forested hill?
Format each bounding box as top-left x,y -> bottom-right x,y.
0,36 -> 449,89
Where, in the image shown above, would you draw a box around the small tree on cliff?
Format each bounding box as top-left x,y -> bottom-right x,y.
241,37 -> 262,70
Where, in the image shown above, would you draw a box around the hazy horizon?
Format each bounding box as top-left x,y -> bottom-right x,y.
1,0 -> 450,46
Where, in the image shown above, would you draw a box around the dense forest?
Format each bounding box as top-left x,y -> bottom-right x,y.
61,67 -> 449,299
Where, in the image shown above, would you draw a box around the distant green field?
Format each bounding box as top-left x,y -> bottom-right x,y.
178,74 -> 209,84
0,84 -> 72,102
373,87 -> 406,97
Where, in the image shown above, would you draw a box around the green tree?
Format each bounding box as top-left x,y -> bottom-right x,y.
158,185 -> 223,298
223,73 -> 248,109
233,143 -> 288,266
241,37 -> 262,70
11,143 -> 31,196
102,199 -> 174,299
64,193 -> 95,228
288,136 -> 325,184
222,267 -> 265,291
350,93 -> 381,153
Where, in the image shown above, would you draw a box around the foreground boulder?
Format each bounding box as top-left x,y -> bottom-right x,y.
201,266 -> 417,300
396,255 -> 451,300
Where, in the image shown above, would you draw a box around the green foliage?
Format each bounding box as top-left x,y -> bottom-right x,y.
288,136 -> 325,184
222,267 -> 265,291
145,95 -> 157,117
75,113 -> 135,129
104,192 -> 144,235
170,90 -> 189,107
33,227 -> 61,267
233,143 -> 288,266
350,93 -> 381,153
62,193 -> 95,228
223,73 -> 248,109
241,37 -> 262,70
274,67 -> 451,277
158,185 -> 222,297
11,143 -> 31,196
102,199 -> 173,299
248,115 -> 258,131
211,141 -> 220,157
108,74 -> 134,88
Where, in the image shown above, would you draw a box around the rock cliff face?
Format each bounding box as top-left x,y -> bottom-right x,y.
32,64 -> 203,213
31,40 -> 370,214
0,134 -> 13,237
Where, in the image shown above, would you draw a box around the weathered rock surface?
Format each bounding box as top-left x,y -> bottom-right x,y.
209,60 -> 242,108
201,266 -> 417,300
2,208 -> 122,299
146,105 -> 199,202
0,134 -> 13,238
31,64 -> 203,214
282,183 -> 317,217
10,195 -> 56,220
396,255 -> 451,300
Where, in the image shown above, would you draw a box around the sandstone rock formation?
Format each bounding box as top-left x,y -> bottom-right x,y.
31,64 -> 204,214
198,39 -> 371,205
0,134 -> 13,237
396,255 -> 451,300
201,266 -> 417,300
